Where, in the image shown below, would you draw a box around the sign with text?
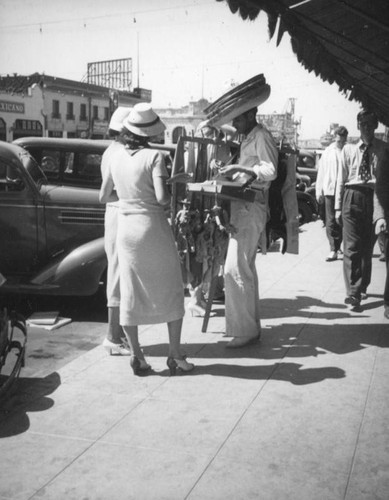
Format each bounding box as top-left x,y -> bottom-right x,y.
0,100 -> 25,113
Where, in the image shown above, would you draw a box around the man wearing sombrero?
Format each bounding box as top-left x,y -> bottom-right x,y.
219,104 -> 278,347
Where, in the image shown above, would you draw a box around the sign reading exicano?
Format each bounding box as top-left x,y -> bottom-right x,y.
0,100 -> 25,113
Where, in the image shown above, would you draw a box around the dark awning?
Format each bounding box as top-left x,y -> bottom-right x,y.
216,0 -> 389,127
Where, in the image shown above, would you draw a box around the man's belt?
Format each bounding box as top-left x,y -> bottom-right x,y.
345,184 -> 374,191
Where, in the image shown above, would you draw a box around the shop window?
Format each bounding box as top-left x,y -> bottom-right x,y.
52,100 -> 60,119
104,107 -> 109,121
13,120 -> 43,140
80,104 -> 87,121
66,102 -> 74,120
93,106 -> 98,119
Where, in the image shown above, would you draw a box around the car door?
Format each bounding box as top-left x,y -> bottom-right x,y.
0,153 -> 45,278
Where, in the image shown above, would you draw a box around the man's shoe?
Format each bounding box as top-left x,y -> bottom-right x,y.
384,305 -> 389,320
344,295 -> 360,307
326,251 -> 338,262
226,335 -> 260,348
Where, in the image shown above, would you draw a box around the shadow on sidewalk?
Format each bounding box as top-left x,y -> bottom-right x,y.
258,295 -> 383,319
197,295 -> 384,322
158,361 -> 345,385
143,320 -> 389,383
0,372 -> 61,438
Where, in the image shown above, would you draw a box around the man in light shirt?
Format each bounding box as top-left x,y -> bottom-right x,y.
219,107 -> 278,347
335,110 -> 388,308
316,126 -> 348,261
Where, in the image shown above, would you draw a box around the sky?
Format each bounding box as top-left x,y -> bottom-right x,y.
0,0 -> 383,139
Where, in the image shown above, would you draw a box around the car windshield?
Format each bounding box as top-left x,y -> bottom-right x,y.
19,150 -> 47,184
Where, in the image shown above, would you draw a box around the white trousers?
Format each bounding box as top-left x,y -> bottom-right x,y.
224,192 -> 268,338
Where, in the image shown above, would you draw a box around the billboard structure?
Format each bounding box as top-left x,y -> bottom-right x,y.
87,58 -> 132,91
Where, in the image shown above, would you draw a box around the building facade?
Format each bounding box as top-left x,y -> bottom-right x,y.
155,98 -> 209,145
0,73 -> 151,142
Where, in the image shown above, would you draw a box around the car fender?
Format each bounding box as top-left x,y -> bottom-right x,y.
30,237 -> 107,295
297,190 -> 318,213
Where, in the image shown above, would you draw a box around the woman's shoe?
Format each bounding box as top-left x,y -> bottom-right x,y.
187,303 -> 206,317
166,357 -> 194,376
325,251 -> 338,262
103,338 -> 131,356
130,355 -> 151,376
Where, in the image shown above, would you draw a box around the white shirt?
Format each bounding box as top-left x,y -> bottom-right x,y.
234,124 -> 278,190
316,141 -> 343,200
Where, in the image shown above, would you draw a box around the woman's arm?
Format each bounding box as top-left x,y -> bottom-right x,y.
153,175 -> 171,206
99,174 -> 118,204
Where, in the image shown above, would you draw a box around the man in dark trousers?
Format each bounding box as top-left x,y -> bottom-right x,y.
335,110 -> 389,309
373,140 -> 389,319
316,126 -> 348,261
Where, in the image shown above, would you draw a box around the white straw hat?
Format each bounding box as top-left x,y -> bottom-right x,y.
109,106 -> 132,132
123,103 -> 166,138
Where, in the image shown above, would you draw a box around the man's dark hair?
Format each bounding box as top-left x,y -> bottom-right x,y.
245,107 -> 258,117
357,109 -> 378,124
334,126 -> 348,137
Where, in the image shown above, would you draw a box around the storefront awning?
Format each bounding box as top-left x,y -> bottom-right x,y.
216,0 -> 389,127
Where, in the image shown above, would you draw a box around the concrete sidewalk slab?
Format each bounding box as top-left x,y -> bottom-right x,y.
0,221 -> 388,500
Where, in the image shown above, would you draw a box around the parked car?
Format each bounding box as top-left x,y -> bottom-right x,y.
1,138 -> 177,298
13,137 -> 174,189
13,137 -> 108,190
0,140 -> 107,297
297,149 -> 318,184
0,137 -> 315,299
297,190 -> 318,225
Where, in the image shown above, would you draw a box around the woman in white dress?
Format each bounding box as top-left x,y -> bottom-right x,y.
101,106 -> 132,356
99,103 -> 194,376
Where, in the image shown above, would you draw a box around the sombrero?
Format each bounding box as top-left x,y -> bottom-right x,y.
204,74 -> 271,127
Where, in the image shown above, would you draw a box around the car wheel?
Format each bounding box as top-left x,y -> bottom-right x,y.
298,200 -> 313,226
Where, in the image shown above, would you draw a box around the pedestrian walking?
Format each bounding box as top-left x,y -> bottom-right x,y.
335,110 -> 388,308
316,126 -> 348,261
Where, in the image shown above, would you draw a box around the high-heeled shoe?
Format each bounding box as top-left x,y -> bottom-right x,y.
103,338 -> 131,356
166,357 -> 194,376
187,303 -> 206,317
130,355 -> 151,376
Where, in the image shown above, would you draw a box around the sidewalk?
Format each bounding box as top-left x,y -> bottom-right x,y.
0,221 -> 388,500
